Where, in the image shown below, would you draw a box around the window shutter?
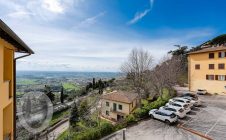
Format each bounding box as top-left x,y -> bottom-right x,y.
206,75 -> 208,80
225,75 -> 226,81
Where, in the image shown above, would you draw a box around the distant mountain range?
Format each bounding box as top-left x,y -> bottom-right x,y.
16,71 -> 121,79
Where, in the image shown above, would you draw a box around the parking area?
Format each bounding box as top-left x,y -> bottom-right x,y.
179,95 -> 226,140
124,119 -> 203,140
107,92 -> 226,140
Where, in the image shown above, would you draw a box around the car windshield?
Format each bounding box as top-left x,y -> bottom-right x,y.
166,108 -> 175,112
175,99 -> 184,103
179,108 -> 184,112
194,97 -> 198,101
183,104 -> 188,108
173,103 -> 181,107
170,113 -> 176,118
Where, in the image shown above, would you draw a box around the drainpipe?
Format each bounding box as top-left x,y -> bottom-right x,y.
13,53 -> 31,140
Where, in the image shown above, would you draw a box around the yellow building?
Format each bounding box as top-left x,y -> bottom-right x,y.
0,20 -> 34,140
188,46 -> 226,94
101,91 -> 138,121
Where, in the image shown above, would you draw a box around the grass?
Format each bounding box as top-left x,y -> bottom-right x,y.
57,129 -> 69,140
16,92 -> 25,96
63,82 -> 80,91
17,79 -> 37,85
50,109 -> 70,126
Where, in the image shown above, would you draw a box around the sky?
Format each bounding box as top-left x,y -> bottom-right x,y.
1,0 -> 226,72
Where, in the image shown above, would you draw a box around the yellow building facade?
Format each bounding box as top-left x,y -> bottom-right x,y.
188,46 -> 226,94
101,91 -> 138,121
0,20 -> 33,140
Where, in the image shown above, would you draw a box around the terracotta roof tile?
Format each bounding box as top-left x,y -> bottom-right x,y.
188,46 -> 226,55
102,91 -> 138,104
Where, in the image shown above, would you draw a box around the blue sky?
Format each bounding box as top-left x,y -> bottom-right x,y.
1,0 -> 226,72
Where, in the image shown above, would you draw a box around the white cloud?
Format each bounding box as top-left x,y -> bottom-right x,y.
42,0 -> 64,13
77,11 -> 106,28
1,0 -> 79,21
11,20 -> 214,72
7,10 -> 35,19
127,0 -> 155,25
0,0 -> 215,72
127,9 -> 151,25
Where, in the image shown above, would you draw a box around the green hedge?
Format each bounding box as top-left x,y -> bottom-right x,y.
58,122 -> 114,140
58,88 -> 174,140
134,89 -> 172,119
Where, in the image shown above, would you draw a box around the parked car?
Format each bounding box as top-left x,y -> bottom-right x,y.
181,92 -> 198,99
159,106 -> 186,119
181,95 -> 201,106
196,89 -> 207,95
166,101 -> 191,113
149,109 -> 178,124
169,97 -> 193,108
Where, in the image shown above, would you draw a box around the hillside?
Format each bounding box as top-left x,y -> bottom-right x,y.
201,34 -> 226,46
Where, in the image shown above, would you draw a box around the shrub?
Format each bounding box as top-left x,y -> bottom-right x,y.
133,108 -> 148,119
125,114 -> 136,124
60,122 -> 114,140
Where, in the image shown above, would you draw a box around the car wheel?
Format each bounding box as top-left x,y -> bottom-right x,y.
165,120 -> 170,125
150,115 -> 154,119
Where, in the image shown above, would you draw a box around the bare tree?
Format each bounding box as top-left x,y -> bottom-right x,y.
147,56 -> 183,98
121,48 -> 154,99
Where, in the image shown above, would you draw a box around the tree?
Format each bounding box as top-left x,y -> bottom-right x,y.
168,45 -> 192,85
86,82 -> 93,91
78,99 -> 89,119
147,56 -> 183,98
168,45 -> 188,56
121,48 -> 154,99
60,86 -> 64,104
97,79 -> 104,94
92,78 -> 96,89
70,102 -> 79,128
44,85 -> 55,103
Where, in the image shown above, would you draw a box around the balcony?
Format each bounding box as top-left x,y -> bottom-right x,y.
110,108 -> 125,116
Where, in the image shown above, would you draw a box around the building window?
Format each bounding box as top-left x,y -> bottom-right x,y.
218,63 -> 225,69
218,75 -> 226,81
215,75 -> 218,80
118,104 -> 122,110
219,52 -> 225,58
195,64 -> 200,70
206,75 -> 214,80
209,53 -> 214,59
209,64 -> 214,70
106,111 -> 109,116
106,102 -> 109,107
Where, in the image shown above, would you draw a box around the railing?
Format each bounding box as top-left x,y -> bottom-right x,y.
101,128 -> 126,140
110,107 -> 117,112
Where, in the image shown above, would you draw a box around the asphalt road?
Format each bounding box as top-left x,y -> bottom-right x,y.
180,95 -> 226,140
108,87 -> 226,140
46,121 -> 69,140
122,119 -> 202,140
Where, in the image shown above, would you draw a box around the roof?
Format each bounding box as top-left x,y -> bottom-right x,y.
0,19 -> 34,54
102,91 -> 138,104
188,46 -> 226,55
